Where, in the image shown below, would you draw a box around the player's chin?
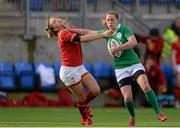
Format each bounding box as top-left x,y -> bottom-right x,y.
107,25 -> 112,28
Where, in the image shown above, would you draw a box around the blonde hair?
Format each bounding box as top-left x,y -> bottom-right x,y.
101,19 -> 108,29
45,17 -> 55,38
45,16 -> 66,38
101,10 -> 119,29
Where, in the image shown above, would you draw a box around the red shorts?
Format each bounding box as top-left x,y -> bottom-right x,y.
174,86 -> 180,100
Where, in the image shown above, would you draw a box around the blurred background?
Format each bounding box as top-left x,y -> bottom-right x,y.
0,0 -> 179,109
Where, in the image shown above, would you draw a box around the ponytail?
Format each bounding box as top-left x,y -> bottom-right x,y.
101,19 -> 108,29
45,17 -> 58,38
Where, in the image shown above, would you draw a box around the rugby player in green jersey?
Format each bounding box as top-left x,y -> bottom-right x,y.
64,10 -> 168,127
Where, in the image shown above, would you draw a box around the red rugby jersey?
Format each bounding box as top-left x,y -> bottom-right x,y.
172,40 -> 180,64
57,30 -> 82,66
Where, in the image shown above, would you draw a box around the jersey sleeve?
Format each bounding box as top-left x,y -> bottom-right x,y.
59,30 -> 78,43
122,25 -> 134,38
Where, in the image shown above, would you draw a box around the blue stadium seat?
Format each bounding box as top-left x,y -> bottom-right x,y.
87,0 -> 97,4
54,62 -> 61,78
14,62 -> 35,91
92,62 -> 112,81
140,0 -> 151,4
92,62 -> 114,90
157,94 -> 174,107
120,0 -> 134,4
157,94 -> 164,101
176,0 -> 180,4
35,62 -> 56,92
29,0 -> 43,11
157,0 -> 170,4
0,61 -> 16,91
83,63 -> 92,74
166,95 -> 174,101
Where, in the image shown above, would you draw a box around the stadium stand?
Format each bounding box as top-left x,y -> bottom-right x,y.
176,0 -> 180,8
0,0 -> 179,108
157,0 -> 171,4
120,0 -> 134,4
176,0 -> 180,4
29,0 -> 43,11
140,0 -> 150,4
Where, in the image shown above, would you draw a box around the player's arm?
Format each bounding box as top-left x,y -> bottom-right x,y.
119,25 -> 137,50
118,35 -> 137,50
110,35 -> 137,55
70,28 -> 97,35
72,30 -> 112,43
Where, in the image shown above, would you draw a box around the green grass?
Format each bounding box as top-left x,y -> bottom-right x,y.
0,107 -> 179,127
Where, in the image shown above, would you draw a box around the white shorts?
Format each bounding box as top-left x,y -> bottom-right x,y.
59,65 -> 88,86
115,63 -> 145,84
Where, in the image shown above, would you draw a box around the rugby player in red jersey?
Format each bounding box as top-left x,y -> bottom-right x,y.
45,17 -> 112,126
172,40 -> 180,108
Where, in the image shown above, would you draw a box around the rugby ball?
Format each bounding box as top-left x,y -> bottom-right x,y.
107,39 -> 122,57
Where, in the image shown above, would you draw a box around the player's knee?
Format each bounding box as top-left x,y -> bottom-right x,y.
91,88 -> 100,96
142,85 -> 151,92
77,94 -> 87,101
124,95 -> 133,102
139,80 -> 151,92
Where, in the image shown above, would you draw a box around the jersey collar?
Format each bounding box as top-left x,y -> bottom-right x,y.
111,24 -> 121,36
117,24 -> 121,29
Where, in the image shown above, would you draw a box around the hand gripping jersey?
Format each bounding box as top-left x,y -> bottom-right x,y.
98,24 -> 140,69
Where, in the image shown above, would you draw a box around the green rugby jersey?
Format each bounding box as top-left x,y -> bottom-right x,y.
98,24 -> 140,69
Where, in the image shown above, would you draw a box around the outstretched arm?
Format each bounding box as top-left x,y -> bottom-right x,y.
72,28 -> 97,35
110,35 -> 137,55
80,29 -> 113,43
64,22 -> 112,43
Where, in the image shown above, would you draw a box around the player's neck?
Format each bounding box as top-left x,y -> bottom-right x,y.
111,28 -> 117,34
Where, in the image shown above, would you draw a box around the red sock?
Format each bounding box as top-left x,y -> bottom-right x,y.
77,100 -> 87,118
86,92 -> 96,104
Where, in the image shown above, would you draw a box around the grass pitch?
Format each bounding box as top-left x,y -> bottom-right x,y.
0,107 -> 179,127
